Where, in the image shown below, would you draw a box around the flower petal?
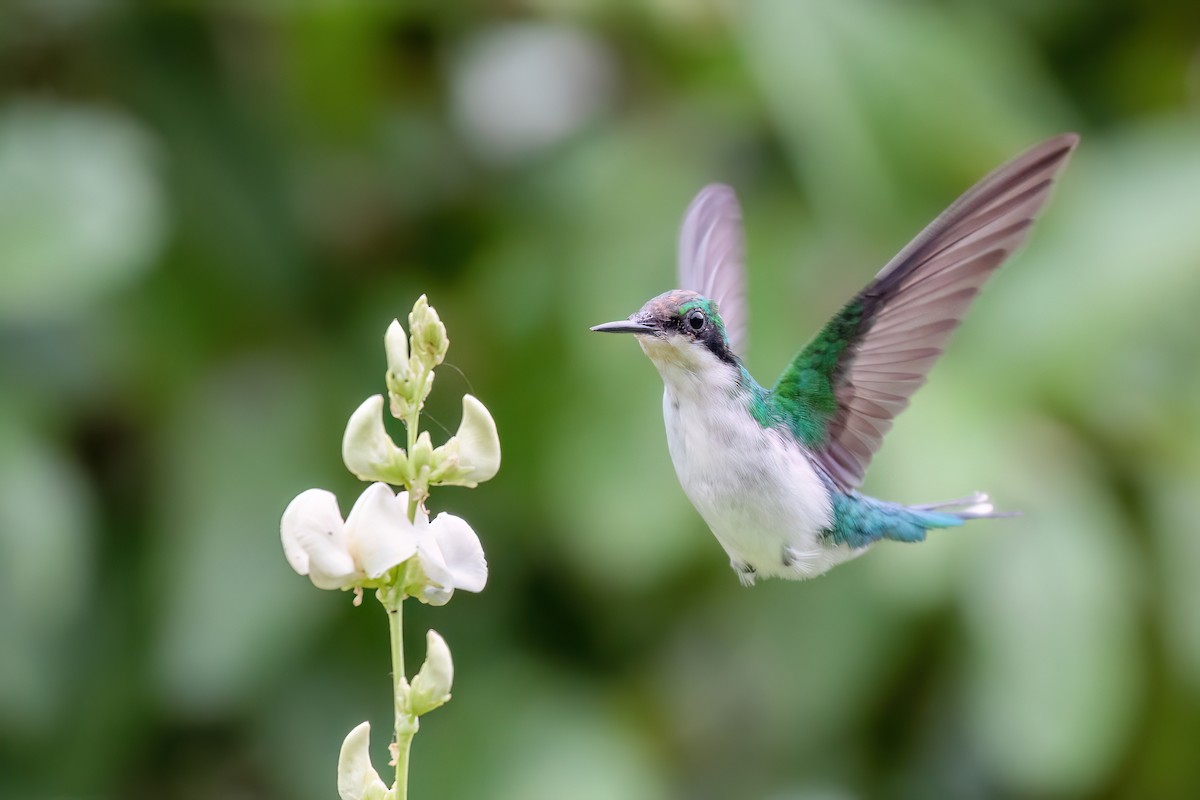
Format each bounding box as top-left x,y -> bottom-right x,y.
451,395 -> 501,485
428,512 -> 488,593
418,585 -> 454,606
342,395 -> 405,483
337,721 -> 391,800
344,483 -> 419,578
415,531 -> 452,595
281,489 -> 356,589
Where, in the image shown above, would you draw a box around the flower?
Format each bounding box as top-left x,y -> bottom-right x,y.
408,630 -> 454,716
343,395 -> 407,484
281,483 -> 487,603
281,483 -> 417,590
342,394 -> 500,490
337,722 -> 392,800
404,506 -> 488,606
437,395 -> 500,487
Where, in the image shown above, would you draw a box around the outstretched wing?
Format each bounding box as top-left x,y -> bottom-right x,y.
771,133 -> 1079,491
678,184 -> 749,357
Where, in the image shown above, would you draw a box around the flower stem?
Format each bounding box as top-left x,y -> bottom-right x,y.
389,592 -> 405,710
391,364 -> 432,797
404,369 -> 431,520
387,591 -> 418,799
407,491 -> 420,526
405,367 -> 427,455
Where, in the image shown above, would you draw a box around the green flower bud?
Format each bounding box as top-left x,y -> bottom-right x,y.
384,318 -> 421,419
408,295 -> 448,370
408,430 -> 435,484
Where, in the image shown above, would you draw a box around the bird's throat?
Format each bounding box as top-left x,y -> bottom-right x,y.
639,335 -> 743,402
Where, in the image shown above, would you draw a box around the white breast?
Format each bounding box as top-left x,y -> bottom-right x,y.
641,336 -> 850,580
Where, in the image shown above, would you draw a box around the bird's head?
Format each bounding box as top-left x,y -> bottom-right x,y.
592,289 -> 739,380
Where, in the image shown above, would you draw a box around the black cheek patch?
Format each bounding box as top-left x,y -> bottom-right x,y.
700,325 -> 738,366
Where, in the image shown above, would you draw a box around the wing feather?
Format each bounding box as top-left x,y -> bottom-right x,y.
770,134 -> 1078,490
677,185 -> 749,356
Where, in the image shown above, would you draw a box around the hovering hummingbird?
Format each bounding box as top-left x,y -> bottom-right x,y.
592,134 -> 1078,585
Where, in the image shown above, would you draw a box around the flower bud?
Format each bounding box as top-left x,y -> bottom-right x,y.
384,319 -> 409,380
408,430 -> 435,484
385,318 -> 425,419
343,395 -> 408,484
408,295 -> 448,370
337,721 -> 391,800
408,630 -> 454,716
426,437 -> 462,485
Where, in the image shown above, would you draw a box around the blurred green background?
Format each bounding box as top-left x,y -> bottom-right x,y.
2,0 -> 1200,798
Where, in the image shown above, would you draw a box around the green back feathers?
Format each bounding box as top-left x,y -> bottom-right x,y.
765,300 -> 865,448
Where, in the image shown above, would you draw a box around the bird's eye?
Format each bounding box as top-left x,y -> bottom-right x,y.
686,309 -> 706,332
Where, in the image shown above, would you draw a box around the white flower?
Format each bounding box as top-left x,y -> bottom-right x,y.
408,630 -> 454,716
440,395 -> 501,487
281,483 -> 418,590
282,483 -> 487,603
337,721 -> 393,800
344,393 -> 499,489
405,508 -> 488,605
343,395 -> 407,484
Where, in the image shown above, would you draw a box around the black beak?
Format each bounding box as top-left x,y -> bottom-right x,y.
590,320 -> 655,334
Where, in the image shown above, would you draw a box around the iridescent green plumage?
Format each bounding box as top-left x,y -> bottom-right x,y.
825,492 -> 965,548
768,299 -> 866,448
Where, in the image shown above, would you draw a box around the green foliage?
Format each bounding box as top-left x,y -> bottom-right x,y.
3,0 -> 1200,798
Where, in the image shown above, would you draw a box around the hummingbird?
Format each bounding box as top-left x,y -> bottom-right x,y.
592,134 -> 1078,585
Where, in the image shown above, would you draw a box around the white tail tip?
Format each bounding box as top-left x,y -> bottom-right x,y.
961,492 -> 994,517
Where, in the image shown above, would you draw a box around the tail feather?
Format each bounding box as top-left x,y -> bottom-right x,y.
911,491 -> 1020,520
826,490 -> 1019,549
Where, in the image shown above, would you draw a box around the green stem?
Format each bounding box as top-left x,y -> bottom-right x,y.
390,364 -> 431,797
387,591 -> 418,799
389,592 -> 405,714
405,367 -> 427,454
404,369 -> 430,520
406,488 -> 420,525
